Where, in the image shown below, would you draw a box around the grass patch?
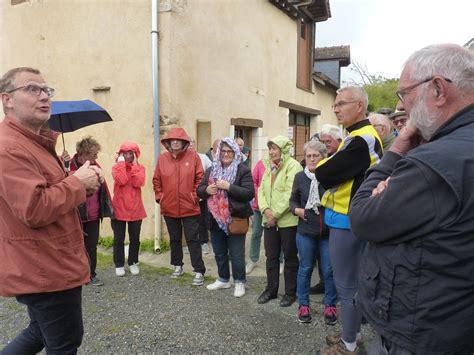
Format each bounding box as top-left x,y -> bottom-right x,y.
98,236 -> 114,249
99,236 -> 170,253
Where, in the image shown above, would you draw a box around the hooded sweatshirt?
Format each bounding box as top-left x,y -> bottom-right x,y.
111,141 -> 147,221
153,128 -> 203,217
258,135 -> 303,228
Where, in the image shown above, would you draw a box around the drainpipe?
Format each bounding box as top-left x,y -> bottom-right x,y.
151,0 -> 161,253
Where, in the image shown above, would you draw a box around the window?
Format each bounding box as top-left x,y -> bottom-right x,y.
289,111 -> 311,162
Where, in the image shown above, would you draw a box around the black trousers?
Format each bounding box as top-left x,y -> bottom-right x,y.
112,219 -> 142,267
83,219 -> 100,277
263,226 -> 298,297
198,200 -> 210,244
164,215 -> 206,274
1,287 -> 83,355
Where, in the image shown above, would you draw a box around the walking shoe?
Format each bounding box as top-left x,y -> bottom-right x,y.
279,262 -> 284,275
309,282 -> 325,294
130,263 -> 140,275
324,305 -> 338,325
245,261 -> 256,274
326,334 -> 364,347
201,243 -> 210,254
234,283 -> 245,297
115,267 -> 125,277
192,272 -> 204,286
206,279 -> 231,290
297,304 -> 312,323
89,276 -> 104,286
171,265 -> 184,278
319,341 -> 360,355
280,294 -> 296,307
257,290 -> 277,304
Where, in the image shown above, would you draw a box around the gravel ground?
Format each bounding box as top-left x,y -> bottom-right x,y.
0,250 -> 374,354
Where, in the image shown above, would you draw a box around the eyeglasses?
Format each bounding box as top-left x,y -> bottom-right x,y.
332,100 -> 359,110
396,76 -> 452,103
305,153 -> 321,160
220,149 -> 234,156
6,84 -> 55,98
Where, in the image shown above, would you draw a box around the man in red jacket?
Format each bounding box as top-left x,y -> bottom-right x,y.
153,127 -> 206,286
0,67 -> 101,354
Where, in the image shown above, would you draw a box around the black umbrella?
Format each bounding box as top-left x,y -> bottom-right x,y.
49,99 -> 113,150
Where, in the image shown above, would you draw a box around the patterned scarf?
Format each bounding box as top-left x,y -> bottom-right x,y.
304,166 -> 321,214
207,138 -> 242,234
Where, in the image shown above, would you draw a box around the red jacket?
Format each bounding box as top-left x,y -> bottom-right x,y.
153,128 -> 203,217
0,116 -> 90,296
112,141 -> 147,221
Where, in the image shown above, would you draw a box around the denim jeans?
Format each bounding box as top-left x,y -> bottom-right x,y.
296,233 -> 337,306
211,226 -> 246,283
2,287 -> 83,355
248,210 -> 263,263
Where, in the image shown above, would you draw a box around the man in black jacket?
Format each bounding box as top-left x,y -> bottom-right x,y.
350,44 -> 474,354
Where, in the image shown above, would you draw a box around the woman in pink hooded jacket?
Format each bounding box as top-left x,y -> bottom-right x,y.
111,141 -> 146,277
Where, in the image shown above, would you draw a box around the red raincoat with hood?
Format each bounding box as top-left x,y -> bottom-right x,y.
153,128 -> 203,217
112,141 -> 147,221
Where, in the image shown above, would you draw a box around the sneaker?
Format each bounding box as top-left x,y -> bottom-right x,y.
326,334 -> 364,347
171,265 -> 184,278
192,272 -> 204,286
324,305 -> 338,325
89,276 -> 104,286
234,283 -> 245,297
206,279 -> 231,290
279,262 -> 284,275
130,263 -> 140,275
246,261 -> 256,274
319,341 -> 360,355
183,246 -> 189,254
201,243 -> 210,254
115,267 -> 125,277
297,304 -> 312,323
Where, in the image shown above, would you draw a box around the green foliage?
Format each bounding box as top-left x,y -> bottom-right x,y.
98,236 -> 114,249
365,78 -> 400,113
99,236 -> 169,253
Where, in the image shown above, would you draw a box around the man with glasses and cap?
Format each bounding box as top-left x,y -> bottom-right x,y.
388,109 -> 409,133
0,67 -> 101,354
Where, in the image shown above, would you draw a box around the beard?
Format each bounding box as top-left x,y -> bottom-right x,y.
408,94 -> 440,141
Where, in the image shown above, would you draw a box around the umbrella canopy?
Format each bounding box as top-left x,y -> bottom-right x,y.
49,99 -> 112,133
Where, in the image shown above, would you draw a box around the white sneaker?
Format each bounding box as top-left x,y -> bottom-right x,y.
279,262 -> 284,275
192,272 -> 204,286
201,243 -> 210,254
130,263 -> 140,275
206,279 -> 231,290
115,267 -> 125,277
171,265 -> 184,278
246,261 -> 256,274
234,283 -> 246,298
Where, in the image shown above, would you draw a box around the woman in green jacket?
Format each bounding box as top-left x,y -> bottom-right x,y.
257,135 -> 303,307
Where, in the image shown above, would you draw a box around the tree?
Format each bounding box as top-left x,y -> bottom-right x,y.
344,60 -> 399,112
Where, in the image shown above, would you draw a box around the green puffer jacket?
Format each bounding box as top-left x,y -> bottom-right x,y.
258,135 -> 303,228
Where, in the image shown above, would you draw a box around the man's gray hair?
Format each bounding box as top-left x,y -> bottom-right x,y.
405,44 -> 474,92
337,86 -> 369,112
0,67 -> 41,93
320,124 -> 343,141
368,113 -> 392,132
303,140 -> 327,158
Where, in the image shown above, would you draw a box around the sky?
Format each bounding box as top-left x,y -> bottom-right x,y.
316,0 -> 473,84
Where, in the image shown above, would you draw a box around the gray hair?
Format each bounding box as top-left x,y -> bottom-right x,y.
405,44 -> 474,92
368,113 -> 392,132
303,140 -> 327,158
0,67 -> 41,93
320,124 -> 343,140
337,86 -> 369,112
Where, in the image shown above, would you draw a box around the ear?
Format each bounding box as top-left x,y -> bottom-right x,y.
433,77 -> 448,106
1,92 -> 13,109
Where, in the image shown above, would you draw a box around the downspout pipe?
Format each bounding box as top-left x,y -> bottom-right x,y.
151,0 -> 161,253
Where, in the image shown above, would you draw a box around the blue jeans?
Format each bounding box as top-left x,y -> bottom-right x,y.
296,233 -> 337,306
248,210 -> 263,263
2,287 -> 83,355
211,226 -> 246,283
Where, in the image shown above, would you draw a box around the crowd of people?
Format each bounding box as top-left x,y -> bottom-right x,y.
0,43 -> 473,354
